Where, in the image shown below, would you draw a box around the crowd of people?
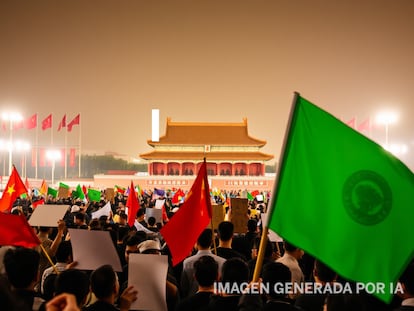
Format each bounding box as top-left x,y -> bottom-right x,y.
1,190 -> 413,311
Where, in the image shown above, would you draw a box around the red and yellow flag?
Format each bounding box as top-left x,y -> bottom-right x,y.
0,166 -> 27,212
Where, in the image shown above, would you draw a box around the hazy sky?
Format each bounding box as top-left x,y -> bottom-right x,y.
1,0 -> 414,168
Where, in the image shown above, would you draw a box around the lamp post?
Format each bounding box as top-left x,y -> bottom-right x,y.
376,111 -> 398,147
2,112 -> 23,176
46,150 -> 61,186
15,140 -> 31,178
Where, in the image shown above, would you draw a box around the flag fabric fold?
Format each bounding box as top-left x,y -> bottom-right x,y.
32,198 -> 45,209
126,181 -> 140,227
0,213 -> 40,248
41,114 -> 52,130
0,166 -> 27,212
267,94 -> 414,303
47,187 -> 58,198
39,179 -> 48,196
58,114 -> 66,131
67,114 -> 80,132
114,185 -> 126,195
171,189 -> 185,205
87,188 -> 101,202
160,160 -> 212,266
26,113 -> 37,129
72,184 -> 85,200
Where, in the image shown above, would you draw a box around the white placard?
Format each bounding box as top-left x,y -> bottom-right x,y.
146,207 -> 162,224
129,254 -> 168,311
91,201 -> 112,219
68,229 -> 122,272
28,204 -> 70,227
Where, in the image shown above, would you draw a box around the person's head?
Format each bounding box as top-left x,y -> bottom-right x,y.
55,269 -> 90,307
218,221 -> 234,242
3,247 -> 40,290
90,265 -> 119,300
194,255 -> 219,288
89,219 -> 101,230
247,219 -> 257,233
117,225 -> 130,242
38,226 -> 52,234
262,262 -> 291,299
55,240 -> 73,263
313,260 -> 337,284
118,212 -> 128,225
147,216 -> 156,227
221,257 -> 249,285
399,262 -> 414,298
124,235 -> 141,263
284,241 -> 304,260
74,213 -> 86,225
136,208 -> 145,221
197,229 -> 213,249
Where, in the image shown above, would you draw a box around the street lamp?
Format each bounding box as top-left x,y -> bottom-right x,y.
2,111 -> 23,176
46,149 -> 61,186
376,111 -> 398,147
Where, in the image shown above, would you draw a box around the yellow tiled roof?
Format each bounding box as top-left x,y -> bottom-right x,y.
148,118 -> 267,146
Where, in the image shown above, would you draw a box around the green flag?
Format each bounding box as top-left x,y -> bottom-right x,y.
47,187 -> 58,198
247,191 -> 254,200
72,184 -> 85,200
87,188 -> 101,202
268,94 -> 414,303
59,182 -> 69,189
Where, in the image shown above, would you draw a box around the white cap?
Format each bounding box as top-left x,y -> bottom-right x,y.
138,240 -> 161,254
71,205 -> 80,213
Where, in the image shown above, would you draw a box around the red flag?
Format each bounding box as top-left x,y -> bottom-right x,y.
358,118 -> 372,132
171,189 -> 185,205
162,203 -> 169,223
160,160 -> 212,266
32,198 -> 45,208
26,113 -> 37,129
346,117 -> 356,129
67,114 -> 80,132
0,166 -> 28,212
126,181 -> 140,227
0,213 -> 40,248
41,114 -> 52,130
57,114 -> 66,131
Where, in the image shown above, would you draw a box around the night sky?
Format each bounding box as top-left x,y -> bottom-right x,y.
1,0 -> 413,168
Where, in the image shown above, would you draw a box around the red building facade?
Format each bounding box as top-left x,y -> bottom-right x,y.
140,118 -> 274,176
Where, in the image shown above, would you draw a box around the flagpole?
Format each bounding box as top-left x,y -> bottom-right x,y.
51,113 -> 53,146
252,91 -> 300,282
35,116 -> 38,179
64,127 -> 67,179
39,244 -> 60,275
78,113 -> 81,178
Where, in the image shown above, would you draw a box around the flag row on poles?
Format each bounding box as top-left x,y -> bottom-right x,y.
1,113 -> 80,132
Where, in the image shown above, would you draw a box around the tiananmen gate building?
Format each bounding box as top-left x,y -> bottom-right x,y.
140,118 -> 274,177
